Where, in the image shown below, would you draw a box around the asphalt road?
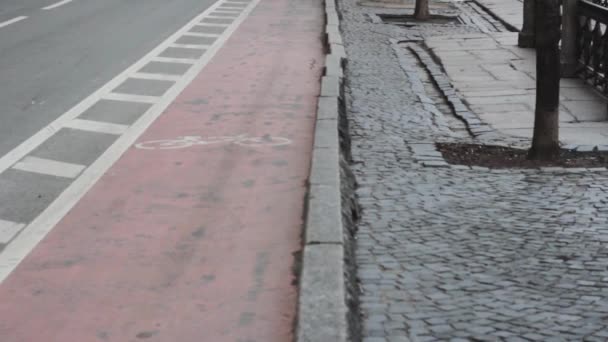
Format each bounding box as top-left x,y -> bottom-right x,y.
0,0 -> 217,157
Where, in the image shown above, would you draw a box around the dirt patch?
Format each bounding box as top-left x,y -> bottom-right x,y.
359,0 -> 455,10
378,13 -> 461,26
437,143 -> 608,169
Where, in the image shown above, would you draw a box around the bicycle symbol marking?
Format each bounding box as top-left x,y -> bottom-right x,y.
135,135 -> 292,150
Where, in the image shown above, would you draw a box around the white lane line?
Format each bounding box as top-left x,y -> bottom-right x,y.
0,16 -> 27,29
213,8 -> 242,12
209,12 -> 240,17
182,32 -> 219,38
169,43 -> 209,50
13,156 -> 85,179
151,56 -> 199,64
103,93 -> 161,104
42,0 -> 73,10
0,220 -> 25,245
196,23 -> 231,28
202,16 -> 235,22
0,0 -> 261,282
64,119 -> 129,135
131,72 -> 181,82
220,3 -> 248,7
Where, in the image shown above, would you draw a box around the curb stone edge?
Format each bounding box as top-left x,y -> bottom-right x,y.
295,0 -> 352,340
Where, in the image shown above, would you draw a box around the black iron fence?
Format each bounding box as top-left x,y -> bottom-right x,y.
577,0 -> 608,94
590,0 -> 608,7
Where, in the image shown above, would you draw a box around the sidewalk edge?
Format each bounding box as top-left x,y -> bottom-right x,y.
295,0 -> 358,340
472,0 -> 520,32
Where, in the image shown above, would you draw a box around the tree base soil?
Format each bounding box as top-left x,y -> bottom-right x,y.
437,143 -> 608,169
378,14 -> 460,25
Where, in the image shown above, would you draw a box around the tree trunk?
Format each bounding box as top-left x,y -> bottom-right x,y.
528,0 -> 561,160
414,0 -> 430,20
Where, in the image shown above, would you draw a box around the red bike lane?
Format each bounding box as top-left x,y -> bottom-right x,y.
0,0 -> 324,340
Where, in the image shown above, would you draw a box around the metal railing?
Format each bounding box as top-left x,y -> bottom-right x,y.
576,0 -> 608,95
590,0 -> 608,7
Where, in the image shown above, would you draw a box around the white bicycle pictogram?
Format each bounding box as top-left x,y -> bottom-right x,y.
135,134 -> 292,150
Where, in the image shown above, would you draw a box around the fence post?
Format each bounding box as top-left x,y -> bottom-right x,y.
519,0 -> 536,47
561,0 -> 579,77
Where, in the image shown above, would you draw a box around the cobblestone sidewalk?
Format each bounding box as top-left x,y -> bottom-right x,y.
339,0 -> 608,341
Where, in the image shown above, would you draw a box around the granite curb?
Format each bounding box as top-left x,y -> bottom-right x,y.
472,0 -> 521,32
295,0 -> 355,340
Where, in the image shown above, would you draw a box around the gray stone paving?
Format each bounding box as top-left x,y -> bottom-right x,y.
474,0 -> 523,31
425,32 -> 608,147
340,0 -> 608,340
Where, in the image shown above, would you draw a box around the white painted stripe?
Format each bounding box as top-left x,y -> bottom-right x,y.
201,18 -> 235,24
42,0 -> 73,10
151,56 -> 198,64
0,0 -> 261,282
131,72 -> 181,82
182,32 -> 219,38
13,156 -> 85,179
209,12 -> 240,17
196,23 -> 231,28
103,93 -> 161,104
220,3 -> 248,7
64,119 -> 129,135
169,43 -> 209,50
213,8 -> 243,12
0,16 -> 27,28
0,220 -> 25,245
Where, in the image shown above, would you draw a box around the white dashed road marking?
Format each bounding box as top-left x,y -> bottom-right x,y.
209,12 -> 240,17
0,0 -> 260,282
102,93 -> 161,104
214,8 -> 242,12
0,16 -> 27,29
197,23 -> 231,28
151,56 -> 199,64
131,72 -> 182,82
182,32 -> 219,38
169,43 -> 209,50
0,220 -> 25,245
63,119 -> 129,135
42,0 -> 74,10
13,156 -> 85,179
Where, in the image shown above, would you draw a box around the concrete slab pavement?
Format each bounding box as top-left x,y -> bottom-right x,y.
474,0 -> 523,31
427,32 -> 608,147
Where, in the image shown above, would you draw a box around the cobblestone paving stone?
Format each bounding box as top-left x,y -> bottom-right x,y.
339,0 -> 608,340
